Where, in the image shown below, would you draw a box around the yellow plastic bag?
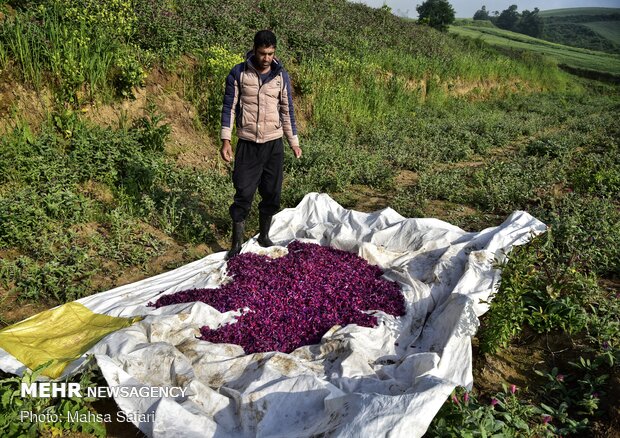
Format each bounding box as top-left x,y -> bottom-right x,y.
0,302 -> 141,378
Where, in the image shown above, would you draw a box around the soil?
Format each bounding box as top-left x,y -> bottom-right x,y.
82,65 -> 218,171
472,328 -> 620,437
91,398 -> 146,438
0,78 -> 53,135
0,289 -> 51,326
343,169 -> 419,213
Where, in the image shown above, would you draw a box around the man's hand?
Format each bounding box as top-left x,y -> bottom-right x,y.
291,145 -> 302,159
220,140 -> 233,163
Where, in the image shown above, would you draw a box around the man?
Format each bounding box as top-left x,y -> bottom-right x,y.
220,30 -> 302,259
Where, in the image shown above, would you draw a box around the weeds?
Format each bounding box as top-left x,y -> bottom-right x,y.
0,359 -> 105,437
0,109 -> 225,302
430,364 -> 610,438
183,45 -> 244,133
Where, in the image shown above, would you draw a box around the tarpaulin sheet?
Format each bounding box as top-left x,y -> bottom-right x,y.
0,302 -> 141,378
0,192 -> 546,437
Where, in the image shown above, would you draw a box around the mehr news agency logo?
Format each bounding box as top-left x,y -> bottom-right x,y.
19,382 -> 189,423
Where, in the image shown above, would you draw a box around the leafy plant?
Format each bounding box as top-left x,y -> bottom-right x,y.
131,104 -> 171,153
429,385 -> 552,437
0,359 -> 105,438
112,44 -> 146,98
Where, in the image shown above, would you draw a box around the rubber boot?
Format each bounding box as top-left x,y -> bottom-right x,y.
257,214 -> 274,247
226,221 -> 245,259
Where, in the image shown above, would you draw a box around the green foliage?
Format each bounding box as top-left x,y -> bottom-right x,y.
409,153 -> 563,216
494,5 -> 545,39
517,8 -> 544,38
539,10 -> 620,54
537,195 -> 620,277
479,213 -> 618,353
473,6 -> 490,21
532,356 -> 615,435
430,356 -> 611,437
571,153 -> 620,198
0,0 -> 154,104
0,360 -> 105,438
0,47 -> 6,72
544,22 -> 620,54
112,44 -> 146,98
0,6 -> 47,87
449,23 -> 620,78
416,0 -> 456,32
496,5 -> 521,32
185,45 -> 244,132
281,134 -> 394,207
54,0 -> 136,41
429,386 -> 551,437
0,111 -> 236,300
129,0 -> 459,62
131,104 -> 172,153
137,165 -> 233,243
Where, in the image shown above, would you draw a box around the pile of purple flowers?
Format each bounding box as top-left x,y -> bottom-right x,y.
151,241 -> 405,354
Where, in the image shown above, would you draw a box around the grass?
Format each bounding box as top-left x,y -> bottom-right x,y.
537,7 -> 620,54
585,21 -> 620,46
538,7 -> 620,17
0,2 -> 143,102
449,24 -> 620,76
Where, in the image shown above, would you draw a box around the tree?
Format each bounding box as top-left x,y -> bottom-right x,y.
416,0 -> 456,32
517,8 -> 544,37
473,6 -> 490,21
496,4 -> 520,31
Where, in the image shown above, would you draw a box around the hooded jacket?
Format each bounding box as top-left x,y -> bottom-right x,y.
220,53 -> 299,148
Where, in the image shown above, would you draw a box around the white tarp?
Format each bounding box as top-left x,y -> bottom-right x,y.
0,192 -> 546,437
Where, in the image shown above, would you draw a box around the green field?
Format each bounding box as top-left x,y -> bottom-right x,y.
586,20 -> 620,45
536,7 -> 620,54
449,24 -> 620,77
539,7 -> 620,17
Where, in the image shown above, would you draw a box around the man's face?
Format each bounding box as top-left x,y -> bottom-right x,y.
254,45 -> 276,71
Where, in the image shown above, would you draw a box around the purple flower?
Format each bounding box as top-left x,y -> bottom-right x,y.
451,394 -> 459,405
150,241 -> 405,354
556,374 -> 564,382
490,398 -> 498,407
510,384 -> 517,394
463,392 -> 470,403
602,341 -> 610,350
542,415 -> 552,424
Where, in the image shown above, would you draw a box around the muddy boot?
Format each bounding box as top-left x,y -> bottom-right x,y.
226,221 -> 245,259
257,214 -> 274,247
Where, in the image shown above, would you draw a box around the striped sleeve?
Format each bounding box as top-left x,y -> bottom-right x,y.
280,70 -> 299,148
220,66 -> 240,141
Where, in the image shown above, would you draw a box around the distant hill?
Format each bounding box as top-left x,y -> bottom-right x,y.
449,23 -> 620,81
538,7 -> 620,17
539,7 -> 620,54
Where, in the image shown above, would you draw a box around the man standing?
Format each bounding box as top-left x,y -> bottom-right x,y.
220,30 -> 302,259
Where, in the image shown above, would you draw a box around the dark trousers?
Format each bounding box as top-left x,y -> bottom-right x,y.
229,138 -> 284,222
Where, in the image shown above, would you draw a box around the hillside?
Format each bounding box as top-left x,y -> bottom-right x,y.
449,22 -> 620,80
0,0 -> 619,437
539,7 -> 620,54
538,7 -> 620,17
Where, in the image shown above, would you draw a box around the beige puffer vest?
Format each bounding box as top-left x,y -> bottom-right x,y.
221,55 -> 299,147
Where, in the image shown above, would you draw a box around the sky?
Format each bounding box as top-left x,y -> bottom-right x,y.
353,0 -> 620,18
